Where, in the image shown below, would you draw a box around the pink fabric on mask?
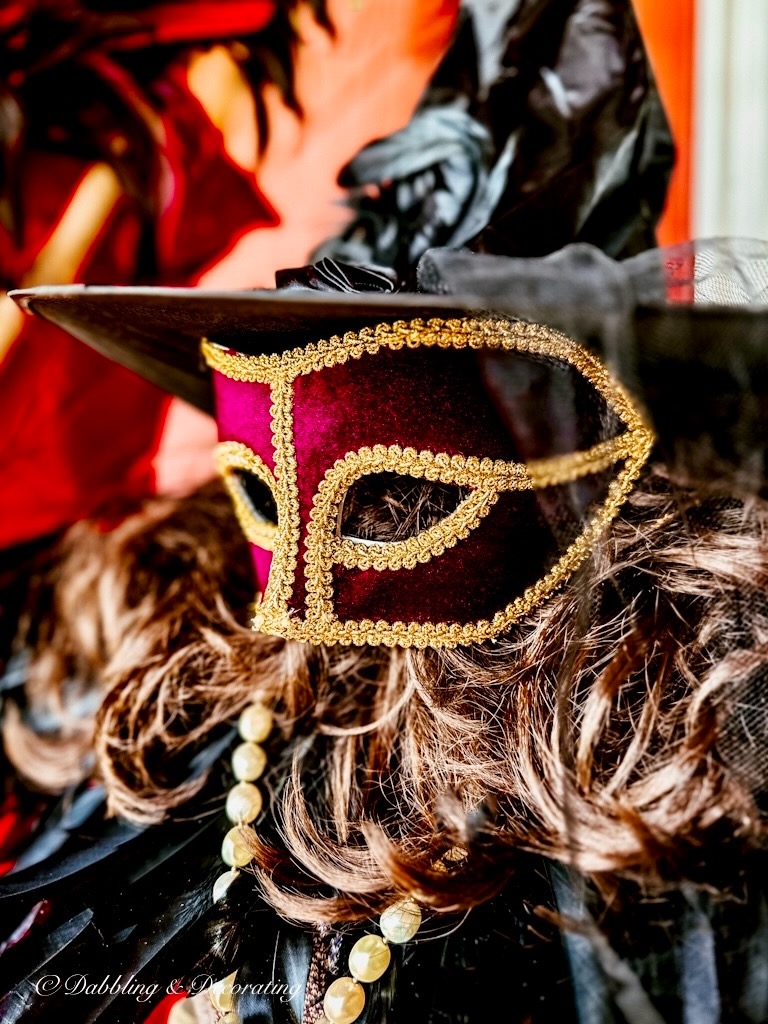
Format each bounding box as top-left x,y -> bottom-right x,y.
209,340 -> 613,632
252,546 -> 274,597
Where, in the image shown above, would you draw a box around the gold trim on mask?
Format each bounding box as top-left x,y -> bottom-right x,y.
203,318 -> 654,648
319,448 -> 522,575
215,442 -> 278,551
267,378 -> 302,620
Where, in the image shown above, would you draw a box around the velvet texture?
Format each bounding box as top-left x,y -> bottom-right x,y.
212,344 -> 616,630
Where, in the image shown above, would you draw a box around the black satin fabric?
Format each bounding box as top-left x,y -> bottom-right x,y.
316,0 -> 673,278
274,260 -> 397,295
0,768 -> 576,1024
2,739 -> 768,1024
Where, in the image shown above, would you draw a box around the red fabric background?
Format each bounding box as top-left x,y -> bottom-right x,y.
0,79 -> 276,549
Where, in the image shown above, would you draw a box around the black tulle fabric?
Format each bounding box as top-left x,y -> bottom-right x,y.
419,238 -> 768,480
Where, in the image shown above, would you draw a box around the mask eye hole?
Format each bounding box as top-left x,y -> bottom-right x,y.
232,469 -> 278,527
339,472 -> 470,543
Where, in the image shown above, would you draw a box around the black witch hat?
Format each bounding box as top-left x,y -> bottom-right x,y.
11,238 -> 768,478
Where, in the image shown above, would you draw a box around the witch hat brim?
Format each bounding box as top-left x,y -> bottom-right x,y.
10,284 -> 479,413
10,241 -> 768,477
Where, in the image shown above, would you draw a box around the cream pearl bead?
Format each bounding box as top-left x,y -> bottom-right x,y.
238,703 -> 273,743
379,897 -> 422,944
231,741 -> 267,782
226,781 -> 263,823
209,972 -> 237,1013
212,868 -> 239,902
221,826 -> 254,868
322,977 -> 365,1024
348,933 -> 391,982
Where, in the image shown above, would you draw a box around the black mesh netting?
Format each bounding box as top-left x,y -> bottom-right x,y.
421,237 -> 768,823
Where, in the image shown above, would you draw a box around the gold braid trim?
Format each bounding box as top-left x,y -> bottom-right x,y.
318,448 -> 508,574
215,442 -> 278,552
203,318 -> 654,649
526,434 -> 639,488
202,317 -> 638,431
264,379 -> 301,629
324,438 -> 631,573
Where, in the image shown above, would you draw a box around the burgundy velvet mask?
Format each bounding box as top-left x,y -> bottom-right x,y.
202,317 -> 653,648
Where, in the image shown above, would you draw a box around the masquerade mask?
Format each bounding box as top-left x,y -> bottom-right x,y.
203,317 -> 653,648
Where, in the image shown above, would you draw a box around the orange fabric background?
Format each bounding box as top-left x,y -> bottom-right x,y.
632,0 -> 696,245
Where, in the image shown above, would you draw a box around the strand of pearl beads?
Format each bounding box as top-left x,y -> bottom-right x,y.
321,896 -> 422,1024
208,700 -> 273,1024
208,699 -> 423,1024
213,699 -> 273,900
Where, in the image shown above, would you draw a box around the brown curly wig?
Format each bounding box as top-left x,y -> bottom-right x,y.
4,466 -> 768,925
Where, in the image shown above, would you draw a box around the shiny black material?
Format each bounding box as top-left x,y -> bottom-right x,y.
2,750 -> 768,1024
316,0 -> 673,276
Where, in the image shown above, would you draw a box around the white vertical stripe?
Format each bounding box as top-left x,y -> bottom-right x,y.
693,0 -> 768,239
